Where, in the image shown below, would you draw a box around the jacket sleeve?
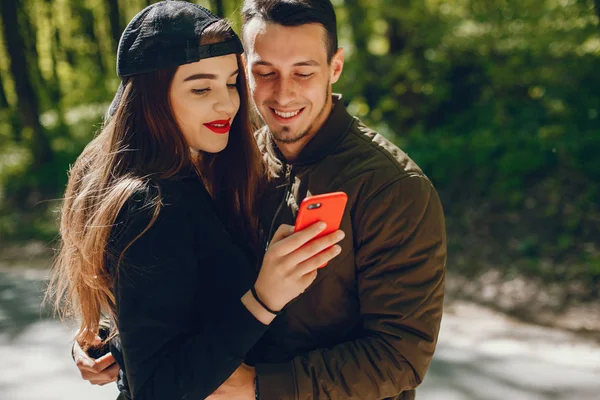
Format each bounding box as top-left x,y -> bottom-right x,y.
255,175 -> 446,400
112,187 -> 268,400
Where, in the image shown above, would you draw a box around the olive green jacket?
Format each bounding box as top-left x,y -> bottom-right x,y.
249,94 -> 447,400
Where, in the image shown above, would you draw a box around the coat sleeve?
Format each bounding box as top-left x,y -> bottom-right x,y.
111,185 -> 268,400
255,175 -> 446,400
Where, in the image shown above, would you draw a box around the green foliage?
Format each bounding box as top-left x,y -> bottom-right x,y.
0,0 -> 598,292
337,0 -> 600,294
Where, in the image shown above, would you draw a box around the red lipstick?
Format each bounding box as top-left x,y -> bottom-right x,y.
204,119 -> 231,134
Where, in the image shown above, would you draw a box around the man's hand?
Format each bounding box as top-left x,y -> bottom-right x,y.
206,363 -> 255,400
73,336 -> 120,386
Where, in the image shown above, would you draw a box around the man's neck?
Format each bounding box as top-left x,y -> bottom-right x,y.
276,131 -> 318,163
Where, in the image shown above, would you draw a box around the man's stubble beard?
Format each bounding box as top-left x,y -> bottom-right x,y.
270,84 -> 331,145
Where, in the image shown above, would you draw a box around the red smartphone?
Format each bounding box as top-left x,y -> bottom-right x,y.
294,192 -> 348,268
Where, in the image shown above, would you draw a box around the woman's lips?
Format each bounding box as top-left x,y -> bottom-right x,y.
204,119 -> 231,134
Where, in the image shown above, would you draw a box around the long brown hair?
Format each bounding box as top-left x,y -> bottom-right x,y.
46,20 -> 265,350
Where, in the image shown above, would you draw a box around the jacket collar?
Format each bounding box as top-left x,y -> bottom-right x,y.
264,94 -> 355,167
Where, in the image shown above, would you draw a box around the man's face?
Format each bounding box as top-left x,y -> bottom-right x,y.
244,20 -> 343,144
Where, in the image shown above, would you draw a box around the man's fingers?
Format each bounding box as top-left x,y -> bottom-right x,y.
94,352 -> 117,372
89,379 -> 111,385
90,335 -> 102,347
101,363 -> 120,381
76,351 -> 117,381
74,350 -> 96,371
84,363 -> 119,384
76,351 -> 115,373
73,335 -> 103,370
89,378 -> 116,386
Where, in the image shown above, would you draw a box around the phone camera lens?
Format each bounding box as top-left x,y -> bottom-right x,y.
308,203 -> 322,210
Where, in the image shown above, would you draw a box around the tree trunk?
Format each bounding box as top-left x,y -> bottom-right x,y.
344,0 -> 370,56
49,24 -> 65,107
77,3 -> 107,76
20,1 -> 51,112
387,16 -> 407,54
0,73 -> 8,109
42,0 -> 65,108
0,0 -> 53,167
212,0 -> 225,17
595,0 -> 600,20
105,0 -> 123,54
31,0 -> 68,135
343,0 -> 373,104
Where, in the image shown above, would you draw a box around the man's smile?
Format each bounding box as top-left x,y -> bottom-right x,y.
270,107 -> 306,123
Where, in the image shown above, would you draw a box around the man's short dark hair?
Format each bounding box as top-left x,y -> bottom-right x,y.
241,0 -> 338,63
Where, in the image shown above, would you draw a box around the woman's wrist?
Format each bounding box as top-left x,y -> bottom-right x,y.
241,290 -> 276,326
250,286 -> 280,315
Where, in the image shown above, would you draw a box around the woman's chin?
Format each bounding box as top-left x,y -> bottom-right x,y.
190,140 -> 229,154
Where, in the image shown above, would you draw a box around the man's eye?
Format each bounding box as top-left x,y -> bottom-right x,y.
191,88 -> 210,94
227,83 -> 237,89
297,73 -> 314,79
257,72 -> 274,78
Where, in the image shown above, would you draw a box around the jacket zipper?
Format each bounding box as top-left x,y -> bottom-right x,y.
265,164 -> 294,249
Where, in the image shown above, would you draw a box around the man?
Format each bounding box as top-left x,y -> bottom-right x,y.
74,1 -> 446,398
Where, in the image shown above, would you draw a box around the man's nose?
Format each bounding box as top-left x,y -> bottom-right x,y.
273,76 -> 296,106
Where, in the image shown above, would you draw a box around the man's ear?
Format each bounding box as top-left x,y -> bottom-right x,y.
330,48 -> 344,84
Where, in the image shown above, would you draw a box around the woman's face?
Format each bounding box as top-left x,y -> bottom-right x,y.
169,54 -> 240,153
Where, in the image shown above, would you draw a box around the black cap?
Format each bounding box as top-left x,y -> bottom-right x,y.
106,1 -> 243,119
116,0 -> 243,78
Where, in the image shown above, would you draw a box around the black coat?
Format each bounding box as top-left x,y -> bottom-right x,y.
107,173 -> 266,399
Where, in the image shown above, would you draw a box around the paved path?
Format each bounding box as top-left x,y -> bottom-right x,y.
1,268 -> 599,400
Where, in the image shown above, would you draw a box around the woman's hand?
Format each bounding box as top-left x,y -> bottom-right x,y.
254,222 -> 344,313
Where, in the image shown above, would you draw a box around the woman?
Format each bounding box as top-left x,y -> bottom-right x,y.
47,2 -> 344,399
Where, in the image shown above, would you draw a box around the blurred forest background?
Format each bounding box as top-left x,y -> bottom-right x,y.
0,0 -> 598,314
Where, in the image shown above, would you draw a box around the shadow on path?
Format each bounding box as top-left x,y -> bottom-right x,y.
1,268 -> 600,400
